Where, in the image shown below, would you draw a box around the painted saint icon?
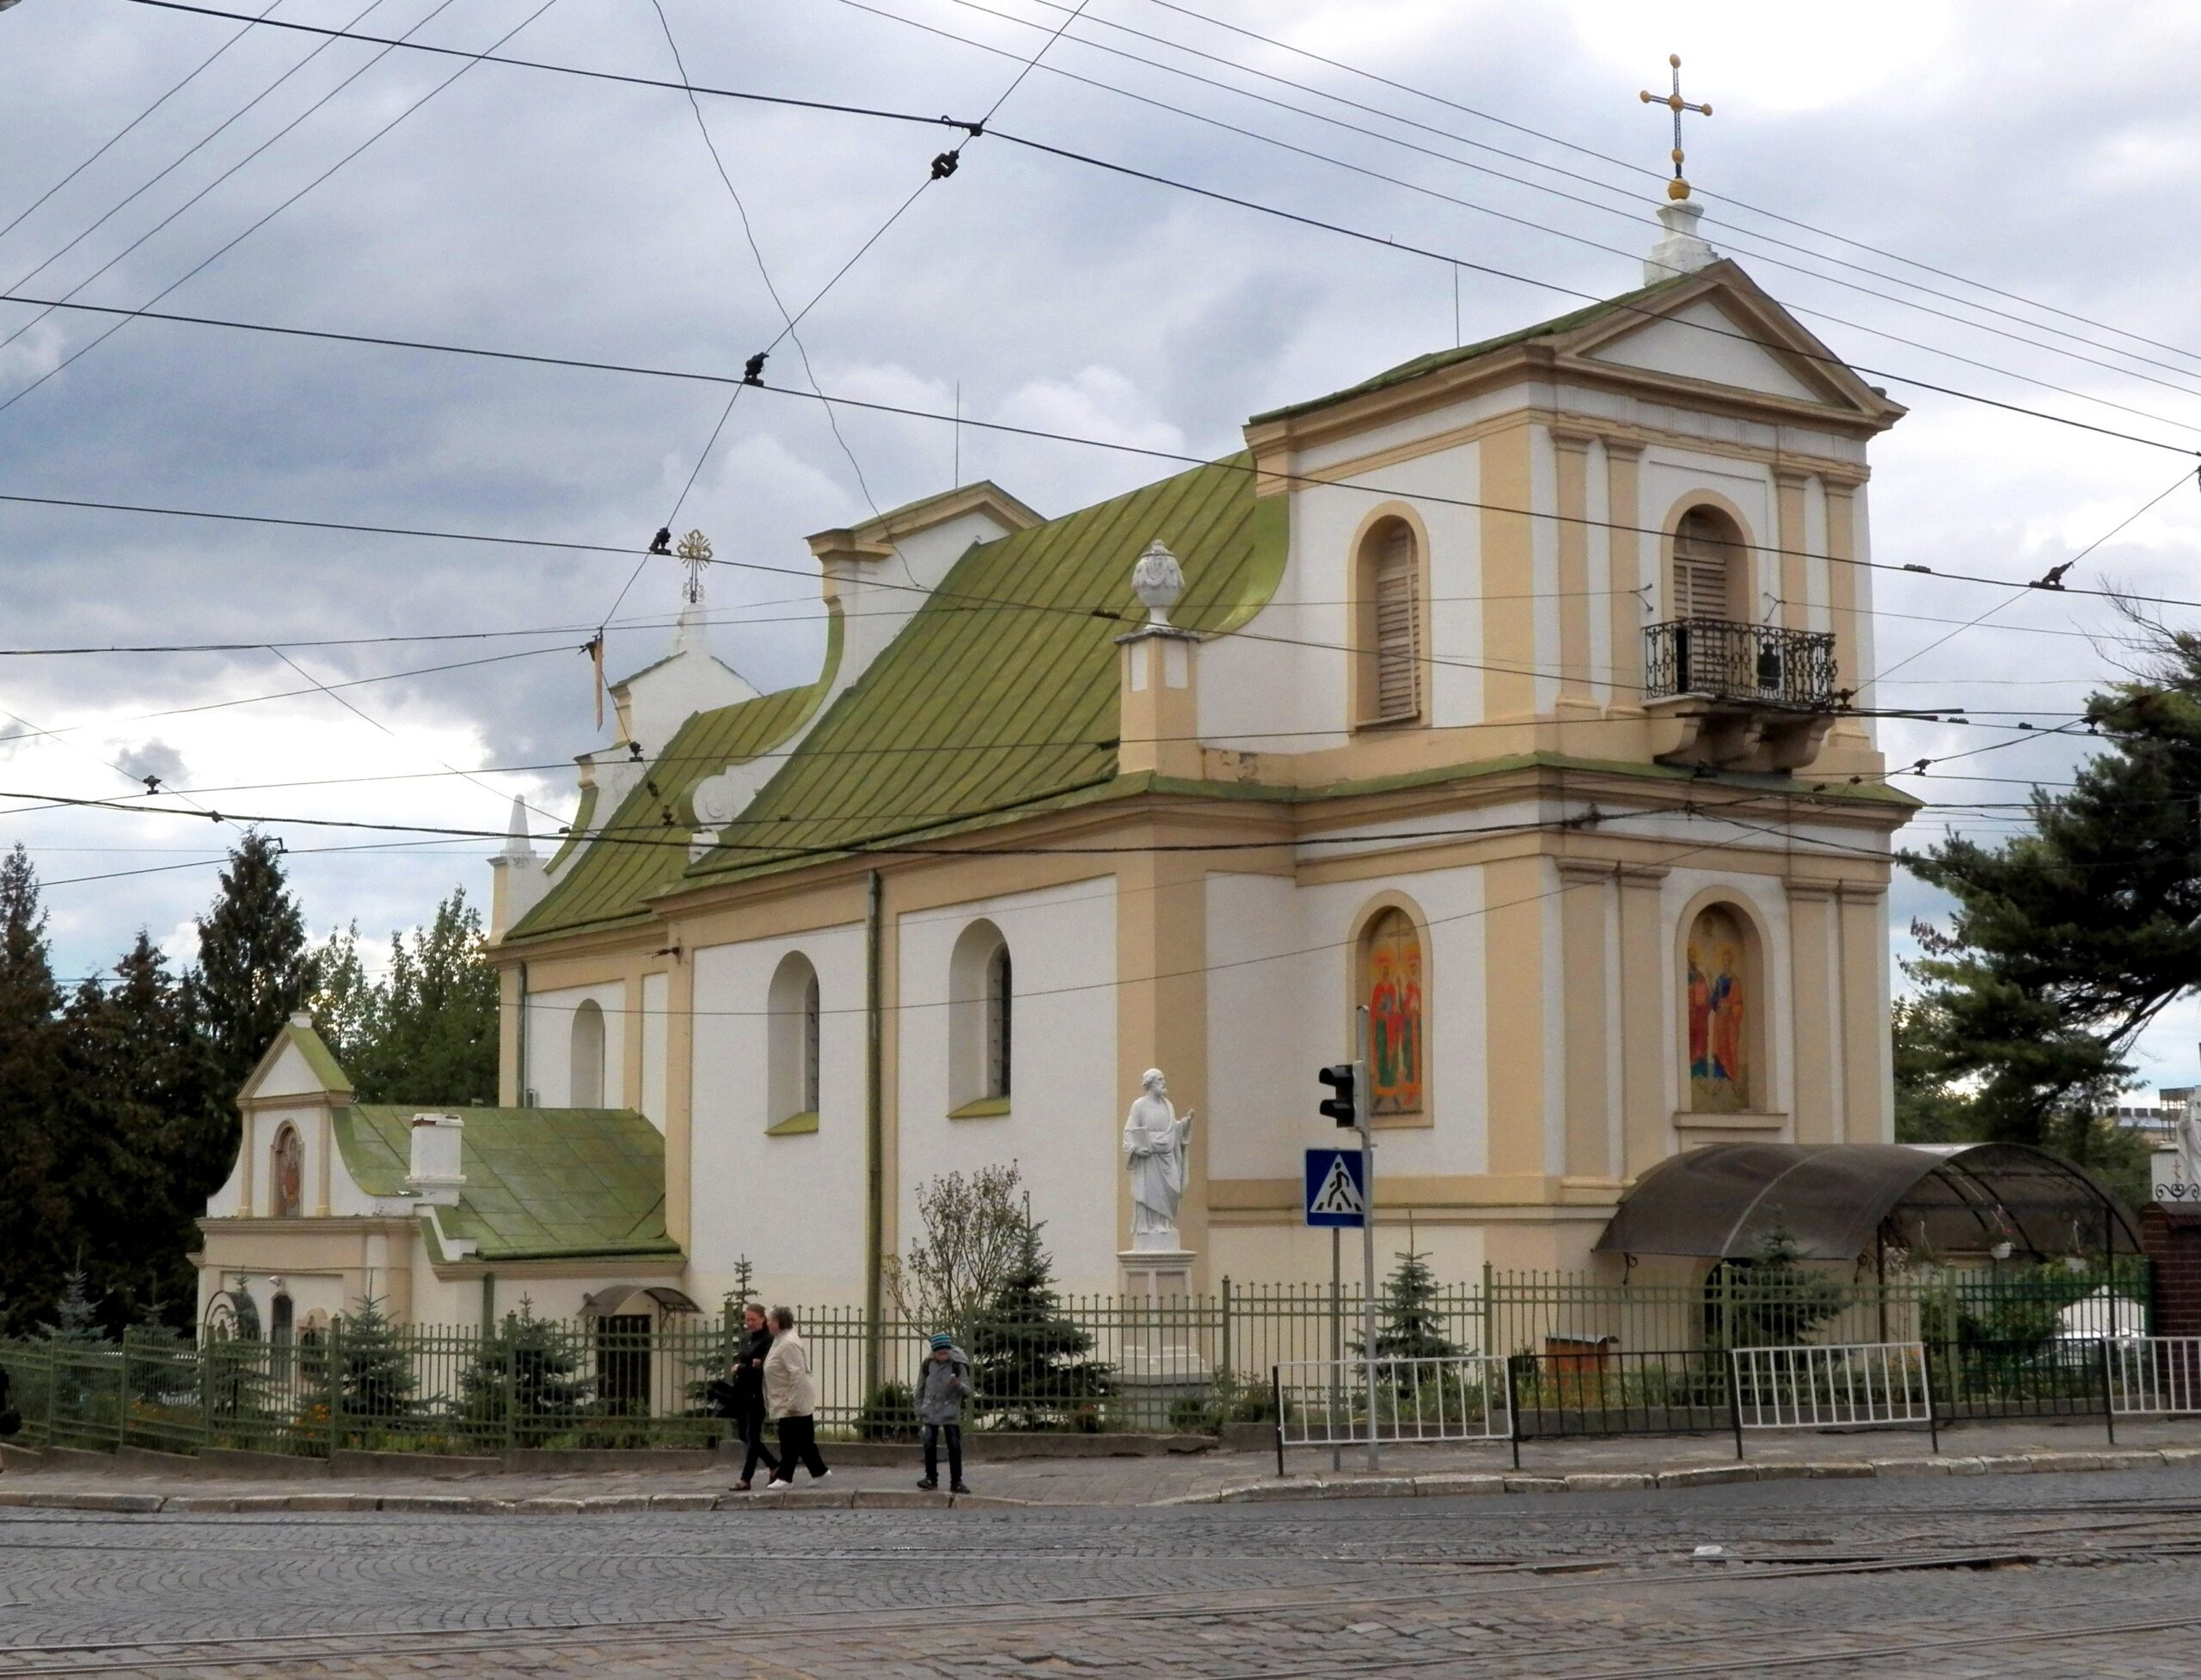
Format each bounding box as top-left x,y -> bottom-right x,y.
1368,911 -> 1423,1115
1686,907 -> 1748,1113
273,1125 -> 304,1218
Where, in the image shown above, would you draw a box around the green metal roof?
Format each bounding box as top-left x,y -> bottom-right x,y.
679,454 -> 1286,886
1250,273 -> 1691,426
334,1105 -> 677,1263
507,610 -> 843,941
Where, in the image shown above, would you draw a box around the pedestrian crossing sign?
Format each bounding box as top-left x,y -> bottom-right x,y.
1303,1148 -> 1367,1228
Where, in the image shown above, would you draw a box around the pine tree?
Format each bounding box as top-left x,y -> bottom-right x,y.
1720,1222 -> 1848,1349
0,844 -> 70,1334
41,1264 -> 105,1344
459,1304 -> 591,1447
349,889 -> 497,1104
187,831 -> 312,1103
966,1220 -> 1112,1430
334,1297 -> 417,1430
1366,1238 -> 1460,1361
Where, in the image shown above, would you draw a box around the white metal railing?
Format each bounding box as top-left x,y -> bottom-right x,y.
1272,1355 -> 1512,1452
2108,1336 -> 2201,1417
1728,1342 -> 1933,1432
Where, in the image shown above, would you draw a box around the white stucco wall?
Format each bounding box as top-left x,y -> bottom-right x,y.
523,981 -> 628,1109
688,923 -> 868,1305
895,877 -> 1119,1296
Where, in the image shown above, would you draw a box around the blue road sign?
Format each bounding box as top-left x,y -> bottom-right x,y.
1304,1147 -> 1367,1229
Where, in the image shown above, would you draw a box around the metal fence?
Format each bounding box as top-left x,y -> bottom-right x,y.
0,1260 -> 2160,1462
1272,1355 -> 1511,1469
2109,1337 -> 2201,1419
1732,1342 -> 1935,1443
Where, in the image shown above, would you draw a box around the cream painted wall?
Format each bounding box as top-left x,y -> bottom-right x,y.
1199,442 -> 1486,748
1585,299 -> 1824,403
896,878 -> 1119,1296
523,981 -> 628,1109
688,923 -> 867,1306
1204,862 -> 1491,1191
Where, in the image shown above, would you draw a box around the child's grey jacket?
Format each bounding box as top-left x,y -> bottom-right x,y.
915,1346 -> 973,1425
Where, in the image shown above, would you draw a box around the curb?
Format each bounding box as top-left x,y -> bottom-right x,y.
1175,1446 -> 2186,1505
0,1486 -> 1030,1516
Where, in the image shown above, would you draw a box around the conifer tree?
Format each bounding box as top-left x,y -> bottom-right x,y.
334,1297 -> 417,1427
187,831 -> 311,1103
1367,1237 -> 1460,1361
41,1264 -> 105,1344
0,844 -> 69,1334
460,1304 -> 591,1447
967,1219 -> 1111,1429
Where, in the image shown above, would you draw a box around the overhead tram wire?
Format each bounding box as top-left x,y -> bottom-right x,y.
1132,0 -> 2201,375
89,6 -> 2201,457
849,0 -> 2201,413
1851,463 -> 2201,703
0,0 -> 410,353
0,0 -> 565,418
0,0 -> 438,368
0,0 -> 281,247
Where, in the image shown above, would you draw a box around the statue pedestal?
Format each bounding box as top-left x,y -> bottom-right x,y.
1117,1242 -> 1208,1429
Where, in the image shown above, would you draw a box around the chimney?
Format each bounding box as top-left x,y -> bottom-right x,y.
407,1113 -> 464,1205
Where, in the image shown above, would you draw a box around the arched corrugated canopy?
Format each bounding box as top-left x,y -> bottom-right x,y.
579,1284 -> 702,1316
1595,1142 -> 2141,1262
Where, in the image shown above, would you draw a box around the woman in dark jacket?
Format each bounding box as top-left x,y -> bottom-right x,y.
729,1303 -> 778,1492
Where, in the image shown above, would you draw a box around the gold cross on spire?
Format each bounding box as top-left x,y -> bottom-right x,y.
674,528 -> 712,605
1639,54 -> 1711,201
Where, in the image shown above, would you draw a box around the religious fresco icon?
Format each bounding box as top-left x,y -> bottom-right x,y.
1368,911 -> 1423,1115
1686,906 -> 1748,1113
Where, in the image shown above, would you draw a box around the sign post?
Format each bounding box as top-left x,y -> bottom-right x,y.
1303,1144 -> 1366,1475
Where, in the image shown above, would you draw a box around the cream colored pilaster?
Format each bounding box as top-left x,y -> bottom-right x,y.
1116,628 -> 1203,779
1483,855 -> 1548,1178
1603,439 -> 1646,715
1837,883 -> 1886,1143
1616,863 -> 1670,1180
1479,424 -> 1537,721
238,1113 -> 255,1217
878,876 -> 903,1273
1825,480 -> 1870,744
1775,469 -> 1811,632
496,965 -> 520,1107
1786,879 -> 1838,1144
622,962 -> 646,1112
1552,430 -> 1597,720
1115,841 -> 1210,1285
665,951 -> 695,1253
316,1110 -> 332,1217
1557,860 -> 1614,1178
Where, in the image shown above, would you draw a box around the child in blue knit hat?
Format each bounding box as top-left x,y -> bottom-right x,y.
914,1332 -> 972,1493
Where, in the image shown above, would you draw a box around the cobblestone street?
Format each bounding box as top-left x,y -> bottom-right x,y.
10,1463 -> 2201,1677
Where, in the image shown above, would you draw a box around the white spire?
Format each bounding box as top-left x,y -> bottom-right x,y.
500,794 -> 534,860
1645,198 -> 1718,285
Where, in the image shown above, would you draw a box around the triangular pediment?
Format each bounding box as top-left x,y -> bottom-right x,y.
236,1017 -> 353,1104
1558,262 -> 1904,424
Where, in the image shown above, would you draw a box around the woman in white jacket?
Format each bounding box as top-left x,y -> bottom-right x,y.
763,1307 -> 829,1486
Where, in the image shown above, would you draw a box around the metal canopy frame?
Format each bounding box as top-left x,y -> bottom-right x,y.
578,1284 -> 702,1317
1595,1142 -> 2142,1263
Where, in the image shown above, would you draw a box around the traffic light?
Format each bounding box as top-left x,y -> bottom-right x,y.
1318,1063 -> 1358,1128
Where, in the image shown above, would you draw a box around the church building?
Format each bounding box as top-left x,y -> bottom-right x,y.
196,194 -> 1915,1327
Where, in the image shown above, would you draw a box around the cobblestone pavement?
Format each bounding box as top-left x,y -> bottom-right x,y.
9,1465 -> 2201,1676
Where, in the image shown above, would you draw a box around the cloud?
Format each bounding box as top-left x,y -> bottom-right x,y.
112,739 -> 187,789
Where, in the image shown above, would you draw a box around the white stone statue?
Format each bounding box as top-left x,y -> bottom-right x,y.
1123,1067 -> 1192,1246
2179,1110 -> 2201,1189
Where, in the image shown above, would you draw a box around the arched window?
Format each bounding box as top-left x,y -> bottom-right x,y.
1355,517 -> 1422,725
986,942 -> 1013,1101
948,920 -> 1011,1113
1671,506 -> 1744,621
1685,904 -> 1751,1113
767,953 -> 821,1131
271,1124 -> 304,1217
570,999 -> 606,1107
1361,909 -> 1425,1117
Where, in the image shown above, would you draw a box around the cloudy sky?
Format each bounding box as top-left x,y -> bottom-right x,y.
3,0 -> 2200,1085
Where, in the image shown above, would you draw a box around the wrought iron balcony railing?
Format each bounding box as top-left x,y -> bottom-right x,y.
1643,618 -> 1837,710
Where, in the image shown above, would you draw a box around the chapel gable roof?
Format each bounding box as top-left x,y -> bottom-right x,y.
236,1015 -> 353,1104
1249,261 -> 1906,438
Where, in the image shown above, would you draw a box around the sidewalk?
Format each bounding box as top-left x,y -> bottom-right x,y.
6,1414 -> 2201,1511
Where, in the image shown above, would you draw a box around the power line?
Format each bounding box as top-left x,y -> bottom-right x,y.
80,5 -> 2201,457
0,0 -> 563,418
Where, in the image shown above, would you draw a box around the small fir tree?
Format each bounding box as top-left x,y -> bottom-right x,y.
334,1297 -> 418,1427
41,1265 -> 106,1344
966,1218 -> 1111,1430
1717,1221 -> 1849,1348
1365,1235 -> 1460,1361
459,1303 -> 592,1447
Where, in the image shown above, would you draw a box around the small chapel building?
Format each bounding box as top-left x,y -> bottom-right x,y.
197,201 -> 1915,1326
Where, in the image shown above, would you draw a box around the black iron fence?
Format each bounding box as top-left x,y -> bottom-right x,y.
1644,618 -> 1837,708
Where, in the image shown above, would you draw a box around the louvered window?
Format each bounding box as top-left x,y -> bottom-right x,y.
1672,510 -> 1738,619
1371,524 -> 1420,721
